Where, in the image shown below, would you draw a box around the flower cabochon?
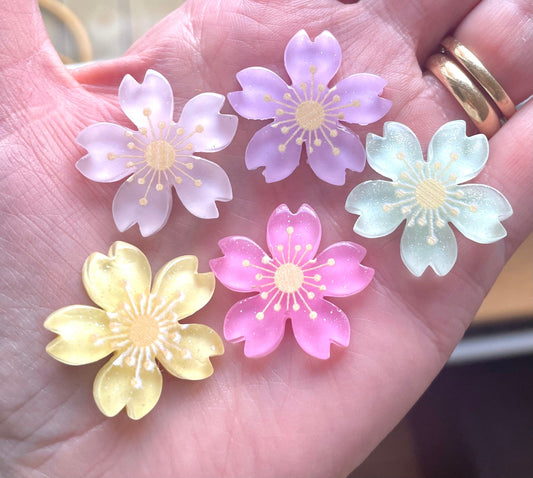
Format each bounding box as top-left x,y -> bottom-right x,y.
210,204 -> 374,359
44,242 -> 224,419
228,30 -> 391,185
345,120 -> 513,276
77,70 -> 238,237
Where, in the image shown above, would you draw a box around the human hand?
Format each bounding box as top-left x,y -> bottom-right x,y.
1,0 -> 531,476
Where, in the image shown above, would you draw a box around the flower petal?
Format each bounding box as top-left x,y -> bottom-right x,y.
284,30 -> 341,86
228,67 -> 291,120
93,354 -> 163,419
177,93 -> 238,153
210,236 -> 270,292
346,180 -> 406,237
366,122 -> 424,180
118,69 -> 174,130
112,178 -> 172,237
151,255 -> 215,320
449,184 -> 512,243
427,120 -> 488,183
158,324 -> 223,380
174,155 -> 232,219
224,296 -> 287,358
82,242 -> 152,313
291,298 -> 350,359
44,306 -> 113,365
76,123 -> 139,182
307,126 -> 365,185
267,204 -> 321,263
400,221 -> 458,277
245,124 -> 302,182
331,74 -> 391,125
312,242 -> 374,297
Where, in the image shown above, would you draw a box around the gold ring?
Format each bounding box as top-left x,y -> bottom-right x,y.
441,37 -> 515,120
426,54 -> 501,137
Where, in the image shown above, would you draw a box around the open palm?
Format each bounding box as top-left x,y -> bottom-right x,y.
1,0 -> 531,476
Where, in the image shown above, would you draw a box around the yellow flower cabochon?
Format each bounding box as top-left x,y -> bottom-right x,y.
45,241 -> 223,419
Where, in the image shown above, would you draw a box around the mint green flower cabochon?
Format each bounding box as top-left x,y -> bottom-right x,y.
345,120 -> 513,277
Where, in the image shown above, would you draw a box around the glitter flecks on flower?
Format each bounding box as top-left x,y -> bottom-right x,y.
345,120 -> 513,276
210,204 -> 374,359
76,70 -> 238,236
228,30 -> 391,185
44,242 -> 224,419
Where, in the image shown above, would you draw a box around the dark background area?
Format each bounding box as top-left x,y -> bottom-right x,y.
351,341 -> 533,477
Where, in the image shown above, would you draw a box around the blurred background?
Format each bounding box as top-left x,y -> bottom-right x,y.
39,1 -> 533,476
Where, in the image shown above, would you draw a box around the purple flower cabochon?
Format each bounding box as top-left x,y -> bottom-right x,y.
229,30 -> 391,185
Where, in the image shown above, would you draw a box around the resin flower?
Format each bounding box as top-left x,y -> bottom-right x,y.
228,30 -> 391,185
346,121 -> 513,276
210,204 -> 374,359
77,69 -> 238,236
44,242 -> 223,419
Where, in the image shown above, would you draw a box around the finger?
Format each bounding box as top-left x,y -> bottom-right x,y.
453,0 -> 533,103
477,101 -> 533,248
73,0 -> 344,94
360,0 -> 482,61
411,0 -> 532,138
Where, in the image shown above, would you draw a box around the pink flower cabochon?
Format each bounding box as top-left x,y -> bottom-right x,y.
210,204 -> 374,359
77,70 -> 238,237
228,30 -> 391,185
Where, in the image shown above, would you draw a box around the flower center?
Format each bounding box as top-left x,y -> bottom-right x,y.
144,140 -> 176,171
295,100 -> 325,131
274,263 -> 304,293
128,314 -> 160,347
415,179 -> 446,209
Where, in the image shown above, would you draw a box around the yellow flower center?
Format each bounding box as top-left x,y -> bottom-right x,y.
144,140 -> 176,171
265,64 -> 363,156
128,314 -> 160,348
415,179 -> 446,209
106,110 -> 208,206
274,263 -> 304,293
295,100 -> 325,131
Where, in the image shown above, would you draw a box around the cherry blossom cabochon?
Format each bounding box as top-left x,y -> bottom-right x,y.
345,120 -> 513,277
44,242 -> 223,420
228,30 -> 391,185
210,204 -> 374,359
77,70 -> 238,237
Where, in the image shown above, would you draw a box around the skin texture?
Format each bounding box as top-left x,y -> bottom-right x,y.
0,0 -> 531,476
